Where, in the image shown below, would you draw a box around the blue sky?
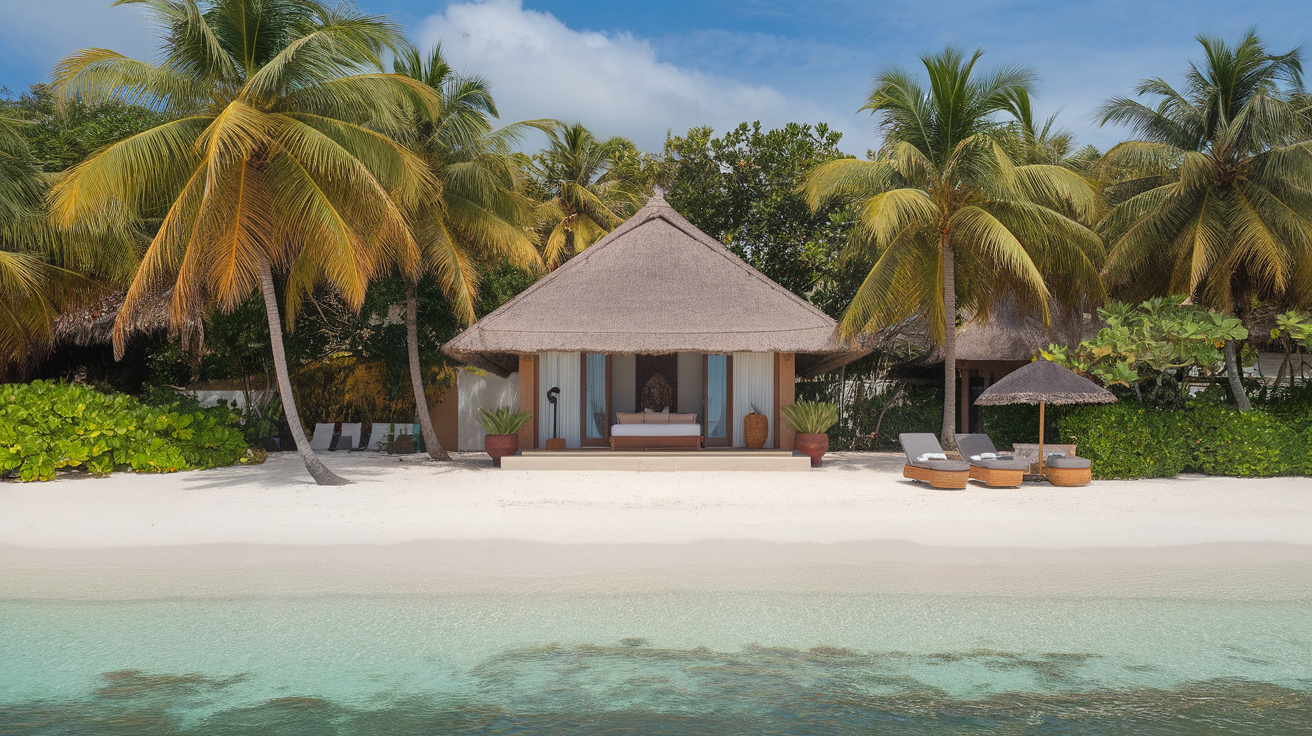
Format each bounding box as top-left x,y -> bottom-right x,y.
1,0 -> 1307,155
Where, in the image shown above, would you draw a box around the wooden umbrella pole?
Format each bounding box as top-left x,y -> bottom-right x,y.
1038,401 -> 1046,479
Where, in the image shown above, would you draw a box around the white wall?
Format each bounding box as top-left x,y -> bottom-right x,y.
538,351 -> 582,447
456,369 -> 520,451
612,353 -> 636,414
732,352 -> 774,447
677,352 -> 702,418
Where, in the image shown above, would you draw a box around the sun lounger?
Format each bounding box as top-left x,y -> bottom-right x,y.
1045,455 -> 1092,486
898,433 -> 970,489
338,423 -> 362,451
309,423 -> 335,452
955,434 -> 1029,488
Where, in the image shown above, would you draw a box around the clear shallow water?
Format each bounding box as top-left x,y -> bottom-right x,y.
3,592 -> 1311,734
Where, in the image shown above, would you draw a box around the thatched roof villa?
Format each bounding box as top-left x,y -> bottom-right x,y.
443,192 -> 868,451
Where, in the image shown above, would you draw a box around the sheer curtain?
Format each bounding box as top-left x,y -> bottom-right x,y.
585,354 -> 606,439
732,352 -> 774,447
538,352 -> 581,447
706,355 -> 728,440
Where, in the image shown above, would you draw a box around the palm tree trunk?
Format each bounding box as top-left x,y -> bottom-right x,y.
1224,339 -> 1251,411
259,262 -> 350,485
940,237 -> 958,449
406,281 -> 450,461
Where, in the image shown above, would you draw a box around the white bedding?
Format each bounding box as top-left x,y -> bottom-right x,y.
610,423 -> 702,437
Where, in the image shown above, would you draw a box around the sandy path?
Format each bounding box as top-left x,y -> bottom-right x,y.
2,451 -> 1310,549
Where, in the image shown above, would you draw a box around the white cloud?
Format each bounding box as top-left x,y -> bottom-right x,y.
418,0 -> 856,152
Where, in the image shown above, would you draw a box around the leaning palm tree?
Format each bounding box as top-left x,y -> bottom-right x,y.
391,45 -> 541,460
531,122 -> 643,269
1096,31 -> 1312,410
803,46 -> 1105,446
50,0 -> 440,484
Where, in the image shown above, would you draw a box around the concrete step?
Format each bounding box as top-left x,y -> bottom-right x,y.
501,450 -> 812,471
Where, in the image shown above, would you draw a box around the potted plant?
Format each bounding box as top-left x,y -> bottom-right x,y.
478,407 -> 532,467
781,400 -> 839,467
743,404 -> 769,449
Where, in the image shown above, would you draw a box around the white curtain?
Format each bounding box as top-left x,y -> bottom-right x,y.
732,352 -> 774,447
538,351 -> 581,448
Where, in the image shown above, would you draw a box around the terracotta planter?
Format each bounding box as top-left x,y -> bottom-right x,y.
794,433 -> 828,467
743,413 -> 768,449
484,433 -> 519,467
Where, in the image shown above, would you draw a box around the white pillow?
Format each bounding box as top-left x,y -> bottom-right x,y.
915,452 -> 947,462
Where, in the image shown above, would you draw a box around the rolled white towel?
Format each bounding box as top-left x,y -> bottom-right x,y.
1044,451 -> 1066,459
915,452 -> 948,462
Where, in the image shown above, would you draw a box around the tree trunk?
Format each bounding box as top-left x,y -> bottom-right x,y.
407,282 -> 450,461
1224,339 -> 1251,411
259,262 -> 350,485
940,237 -> 957,449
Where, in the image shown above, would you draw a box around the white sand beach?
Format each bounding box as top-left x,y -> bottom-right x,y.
3,451 -> 1311,549
3,452 -> 1311,601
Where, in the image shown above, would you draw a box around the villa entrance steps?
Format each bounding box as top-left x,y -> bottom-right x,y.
502,448 -> 811,471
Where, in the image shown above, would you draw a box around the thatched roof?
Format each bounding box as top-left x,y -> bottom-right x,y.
974,359 -> 1117,406
919,299 -> 1101,365
51,289 -> 180,347
443,192 -> 866,377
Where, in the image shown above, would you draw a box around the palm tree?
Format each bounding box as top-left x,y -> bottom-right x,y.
50,0 -> 440,484
391,45 -> 540,460
1096,31 -> 1312,410
1002,90 -> 1102,170
803,46 -> 1104,446
531,122 -> 643,269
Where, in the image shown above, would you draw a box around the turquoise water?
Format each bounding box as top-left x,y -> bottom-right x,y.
3,592 -> 1312,733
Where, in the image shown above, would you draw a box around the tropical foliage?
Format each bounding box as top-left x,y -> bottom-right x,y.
1041,297 -> 1249,405
478,406 -> 532,435
803,46 -> 1105,444
0,380 -> 252,482
48,0 -> 442,484
780,400 -> 840,435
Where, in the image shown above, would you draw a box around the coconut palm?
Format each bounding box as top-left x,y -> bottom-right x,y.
531,122 -> 643,269
1002,89 -> 1101,170
391,45 -> 540,460
803,46 -> 1105,446
1096,31 -> 1312,410
50,0 -> 440,484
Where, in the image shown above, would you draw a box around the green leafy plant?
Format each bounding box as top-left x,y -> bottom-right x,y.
1043,297 -> 1249,408
1058,403 -> 1191,479
781,401 -> 839,435
478,406 -> 532,435
1183,406 -> 1304,477
0,381 -> 255,482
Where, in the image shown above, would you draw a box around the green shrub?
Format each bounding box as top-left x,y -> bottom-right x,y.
0,381 -> 255,482
780,400 -> 839,434
1059,404 -> 1190,479
977,403 -> 1064,449
1183,405 -> 1303,477
838,387 -> 942,451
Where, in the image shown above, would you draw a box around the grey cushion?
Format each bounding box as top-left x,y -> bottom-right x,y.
954,433 -> 999,459
899,433 -> 945,466
1047,455 -> 1091,469
913,459 -> 970,472
977,457 -> 1029,470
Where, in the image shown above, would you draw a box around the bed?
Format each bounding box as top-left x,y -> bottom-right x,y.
609,415 -> 704,450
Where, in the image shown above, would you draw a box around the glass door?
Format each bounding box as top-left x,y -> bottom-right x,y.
703,354 -> 731,447
582,354 -> 610,446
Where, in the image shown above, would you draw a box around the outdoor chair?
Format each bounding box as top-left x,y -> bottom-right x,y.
337,423 -> 362,451
308,423 -> 335,452
1045,454 -> 1092,486
954,434 -> 1029,488
898,433 -> 970,489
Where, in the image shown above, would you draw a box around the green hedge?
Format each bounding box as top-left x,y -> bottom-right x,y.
0,381 -> 256,482
977,403 -> 1064,449
1059,404 -> 1191,479
1057,402 -> 1312,480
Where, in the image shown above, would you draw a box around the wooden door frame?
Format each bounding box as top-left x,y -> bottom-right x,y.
702,353 -> 733,447
580,353 -> 613,447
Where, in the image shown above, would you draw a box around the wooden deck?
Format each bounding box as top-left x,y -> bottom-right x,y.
501,448 -> 811,471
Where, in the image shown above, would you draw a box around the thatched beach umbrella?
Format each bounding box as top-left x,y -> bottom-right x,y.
974,360 -> 1116,477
